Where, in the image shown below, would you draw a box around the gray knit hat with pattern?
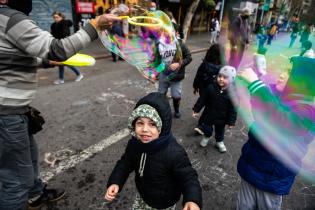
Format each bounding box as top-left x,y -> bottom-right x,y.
128,104 -> 162,136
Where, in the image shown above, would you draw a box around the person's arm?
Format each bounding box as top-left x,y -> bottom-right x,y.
171,146 -> 202,210
238,68 -> 314,134
6,12 -> 119,63
66,19 -> 73,27
193,84 -> 211,113
180,41 -> 192,68
227,99 -> 237,127
193,62 -> 204,91
107,141 -> 134,192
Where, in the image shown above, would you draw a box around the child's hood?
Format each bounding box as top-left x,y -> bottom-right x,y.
132,92 -> 172,136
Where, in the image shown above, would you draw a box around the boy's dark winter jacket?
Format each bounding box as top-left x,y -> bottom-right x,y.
193,61 -> 221,94
193,82 -> 237,126
170,39 -> 192,82
107,92 -> 202,209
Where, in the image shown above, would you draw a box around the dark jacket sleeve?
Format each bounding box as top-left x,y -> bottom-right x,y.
227,100 -> 237,126
107,141 -> 134,191
193,62 -> 205,90
227,87 -> 237,125
171,145 -> 202,209
193,84 -> 210,113
66,19 -> 73,27
180,41 -> 192,67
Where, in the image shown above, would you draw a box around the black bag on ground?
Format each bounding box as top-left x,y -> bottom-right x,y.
26,107 -> 45,134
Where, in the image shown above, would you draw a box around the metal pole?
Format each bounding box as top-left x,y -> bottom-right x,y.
219,0 -> 225,30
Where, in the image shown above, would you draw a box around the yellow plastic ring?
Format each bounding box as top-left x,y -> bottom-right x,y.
127,16 -> 162,27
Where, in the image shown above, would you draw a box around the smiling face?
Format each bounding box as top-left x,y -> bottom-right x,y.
217,73 -> 230,88
135,117 -> 160,143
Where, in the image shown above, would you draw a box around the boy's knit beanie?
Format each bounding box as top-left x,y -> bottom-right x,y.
219,65 -> 236,83
128,104 -> 162,136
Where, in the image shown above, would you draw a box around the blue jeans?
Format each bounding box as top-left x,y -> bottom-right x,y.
0,115 -> 44,210
201,123 -> 225,142
58,65 -> 80,80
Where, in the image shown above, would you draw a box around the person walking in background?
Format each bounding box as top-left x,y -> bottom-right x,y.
193,43 -> 225,135
210,17 -> 220,45
51,11 -> 84,84
192,66 -> 237,152
266,23 -> 277,45
299,23 -> 312,48
110,20 -> 124,62
289,15 -> 300,48
228,8 -> 251,69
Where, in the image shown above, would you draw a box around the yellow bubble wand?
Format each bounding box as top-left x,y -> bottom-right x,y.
119,16 -> 163,27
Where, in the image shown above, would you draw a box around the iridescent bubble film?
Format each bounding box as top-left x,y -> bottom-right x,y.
232,56 -> 315,182
99,5 -> 181,82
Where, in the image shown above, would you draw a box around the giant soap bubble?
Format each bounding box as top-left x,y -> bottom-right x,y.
233,56 -> 315,182
99,4 -> 182,82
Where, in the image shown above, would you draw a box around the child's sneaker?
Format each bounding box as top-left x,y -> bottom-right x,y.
194,126 -> 204,135
75,74 -> 84,82
53,79 -> 64,85
28,184 -> 66,209
215,142 -> 227,153
200,137 -> 210,147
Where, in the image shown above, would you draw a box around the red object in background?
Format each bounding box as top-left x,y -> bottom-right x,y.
76,2 -> 95,14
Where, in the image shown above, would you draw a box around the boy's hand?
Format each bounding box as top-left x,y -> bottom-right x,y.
183,201 -> 200,210
227,125 -> 234,129
104,184 -> 119,202
169,62 -> 180,71
238,68 -> 259,83
90,14 -> 121,31
193,89 -> 199,95
192,112 -> 199,119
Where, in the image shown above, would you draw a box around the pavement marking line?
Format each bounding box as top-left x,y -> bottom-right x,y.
41,128 -> 130,182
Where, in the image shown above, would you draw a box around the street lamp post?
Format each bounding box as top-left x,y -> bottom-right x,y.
219,0 -> 225,30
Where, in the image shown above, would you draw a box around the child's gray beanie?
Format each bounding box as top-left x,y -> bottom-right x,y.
219,65 -> 236,83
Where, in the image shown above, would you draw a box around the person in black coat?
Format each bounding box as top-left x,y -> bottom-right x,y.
104,92 -> 202,210
193,66 -> 237,153
193,43 -> 225,135
51,11 -> 83,84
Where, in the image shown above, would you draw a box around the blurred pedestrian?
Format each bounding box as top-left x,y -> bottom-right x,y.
192,66 -> 237,152
210,17 -> 220,44
228,8 -> 251,69
104,92 -> 202,210
300,40 -> 314,58
0,0 -> 120,209
289,16 -> 299,48
110,20 -> 124,62
299,23 -> 312,48
51,11 -> 84,84
266,23 -> 277,45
